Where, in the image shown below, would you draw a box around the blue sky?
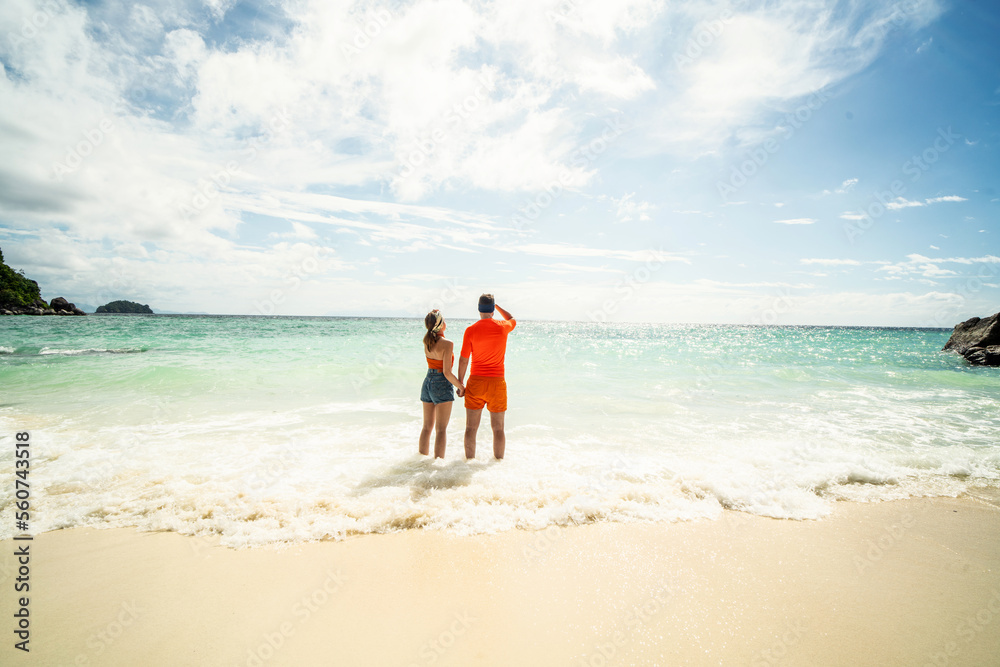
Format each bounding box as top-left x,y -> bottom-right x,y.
0,0 -> 996,324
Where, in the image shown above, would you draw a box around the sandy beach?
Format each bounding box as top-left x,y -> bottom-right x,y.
2,494 -> 999,666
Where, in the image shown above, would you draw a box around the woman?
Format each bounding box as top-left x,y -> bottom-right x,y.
420,310 -> 465,458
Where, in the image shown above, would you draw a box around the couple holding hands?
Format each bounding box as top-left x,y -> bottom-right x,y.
419,293 -> 515,461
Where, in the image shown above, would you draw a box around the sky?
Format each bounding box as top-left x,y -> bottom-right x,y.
0,0 -> 997,325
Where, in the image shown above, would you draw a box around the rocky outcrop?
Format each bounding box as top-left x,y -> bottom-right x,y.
0,296 -> 87,315
943,312 -> 1000,366
0,296 -> 85,316
50,297 -> 87,316
3,297 -> 53,316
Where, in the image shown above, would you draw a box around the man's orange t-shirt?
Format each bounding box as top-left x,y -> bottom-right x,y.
461,318 -> 516,377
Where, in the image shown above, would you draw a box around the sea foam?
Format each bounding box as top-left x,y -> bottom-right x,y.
1,318 -> 997,547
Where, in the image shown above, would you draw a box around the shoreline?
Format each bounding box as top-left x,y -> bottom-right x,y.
3,495 -> 1000,666
0,313 -> 961,327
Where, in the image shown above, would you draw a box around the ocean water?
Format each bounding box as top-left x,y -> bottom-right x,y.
1,315 -> 997,547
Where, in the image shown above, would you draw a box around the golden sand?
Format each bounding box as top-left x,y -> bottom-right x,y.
2,494 -> 999,666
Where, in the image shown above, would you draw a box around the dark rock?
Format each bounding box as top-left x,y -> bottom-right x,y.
48,296 -> 85,315
963,346 -> 1000,367
0,299 -> 85,316
943,312 -> 1000,355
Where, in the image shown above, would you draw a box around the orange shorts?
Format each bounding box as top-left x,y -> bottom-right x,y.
464,376 -> 507,413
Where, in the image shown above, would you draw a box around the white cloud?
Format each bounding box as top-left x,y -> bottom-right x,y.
508,243 -> 690,264
877,254 -> 1000,280
651,0 -> 944,152
862,194 -> 968,212
609,192 -> 653,223
800,258 -> 861,266
886,197 -> 925,210
823,178 -> 857,195
268,221 -> 318,240
692,279 -> 815,290
542,263 -> 620,274
0,0 -> 667,256
840,192 -> 965,221
774,218 -> 817,225
205,0 -> 238,20
490,281 -> 987,327
0,228 -> 345,315
483,0 -> 660,98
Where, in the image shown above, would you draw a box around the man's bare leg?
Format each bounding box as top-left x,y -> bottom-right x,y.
490,410 -> 505,460
465,408 -> 483,459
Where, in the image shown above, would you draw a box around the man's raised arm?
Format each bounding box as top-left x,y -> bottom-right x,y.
495,304 -> 513,321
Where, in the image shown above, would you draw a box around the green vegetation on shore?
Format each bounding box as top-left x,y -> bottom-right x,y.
0,246 -> 46,309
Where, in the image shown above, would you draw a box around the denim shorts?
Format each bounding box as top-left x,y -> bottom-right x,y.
420,369 -> 454,404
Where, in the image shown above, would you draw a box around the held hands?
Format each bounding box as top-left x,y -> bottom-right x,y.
456,385 -> 465,398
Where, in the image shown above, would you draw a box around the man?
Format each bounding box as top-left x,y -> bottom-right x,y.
458,293 -> 516,460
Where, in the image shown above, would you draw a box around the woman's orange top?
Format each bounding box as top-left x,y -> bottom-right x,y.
426,356 -> 453,370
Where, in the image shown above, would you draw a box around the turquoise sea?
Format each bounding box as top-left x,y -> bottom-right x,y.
1,315 -> 997,547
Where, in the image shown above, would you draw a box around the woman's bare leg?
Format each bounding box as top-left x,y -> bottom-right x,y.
419,401 -> 435,455
433,402 -> 453,459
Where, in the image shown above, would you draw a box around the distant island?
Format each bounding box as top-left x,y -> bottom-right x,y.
0,246 -> 85,316
95,300 -> 154,314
